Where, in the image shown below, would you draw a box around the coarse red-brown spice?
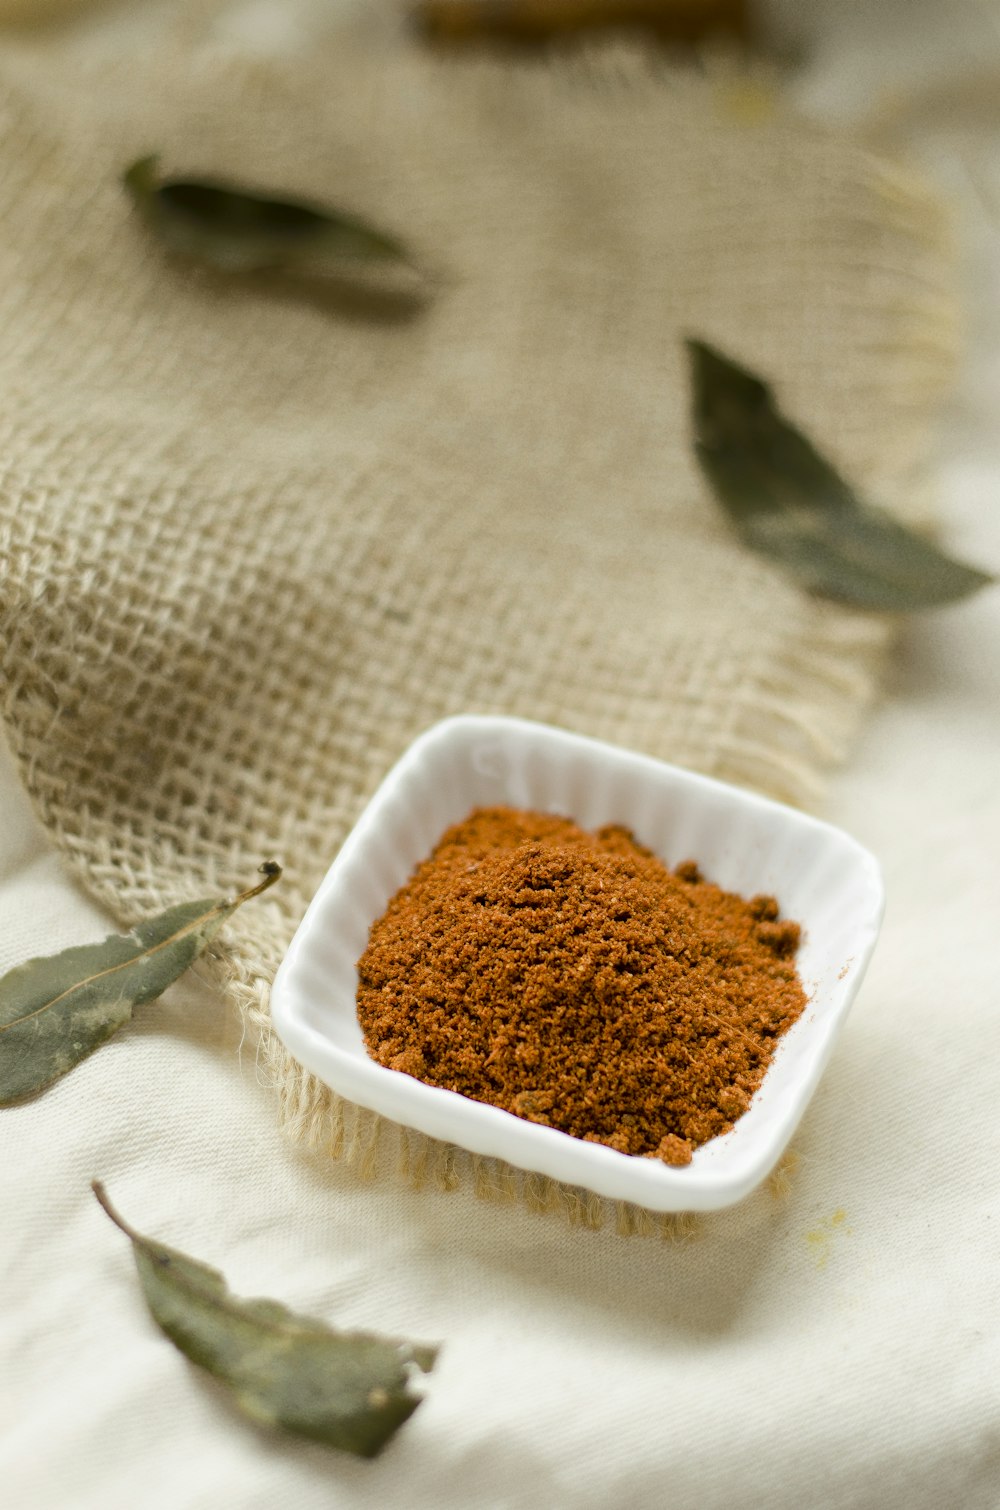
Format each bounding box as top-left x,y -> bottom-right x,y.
357,806 -> 805,1166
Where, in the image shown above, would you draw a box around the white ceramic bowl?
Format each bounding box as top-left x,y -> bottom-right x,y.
272,715 -> 884,1212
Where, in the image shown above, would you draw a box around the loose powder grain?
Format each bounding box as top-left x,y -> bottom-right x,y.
357,806 -> 806,1165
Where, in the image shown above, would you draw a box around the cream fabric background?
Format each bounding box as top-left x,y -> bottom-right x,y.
2,3 -> 1000,1507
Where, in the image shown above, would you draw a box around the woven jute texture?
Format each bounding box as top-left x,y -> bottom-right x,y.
0,28 -> 956,1223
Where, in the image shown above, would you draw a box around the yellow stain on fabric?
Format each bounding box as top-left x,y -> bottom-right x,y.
805,1208 -> 851,1269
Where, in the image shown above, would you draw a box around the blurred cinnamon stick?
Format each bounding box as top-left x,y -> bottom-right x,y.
413,0 -> 749,46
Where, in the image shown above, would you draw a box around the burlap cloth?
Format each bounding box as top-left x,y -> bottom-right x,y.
0,24 -> 956,1217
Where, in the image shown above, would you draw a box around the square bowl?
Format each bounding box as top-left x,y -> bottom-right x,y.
271,715 -> 884,1212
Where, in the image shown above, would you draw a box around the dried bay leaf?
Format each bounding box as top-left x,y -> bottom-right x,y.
123,155 -> 414,280
0,862 -> 281,1105
92,1183 -> 437,1457
687,339 -> 993,611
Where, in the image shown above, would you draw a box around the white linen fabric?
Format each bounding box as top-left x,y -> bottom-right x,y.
1,3 -> 999,1508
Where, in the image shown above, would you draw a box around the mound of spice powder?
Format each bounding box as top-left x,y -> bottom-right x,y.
357,806 -> 806,1166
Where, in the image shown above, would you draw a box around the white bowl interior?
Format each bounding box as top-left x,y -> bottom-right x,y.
273,716 -> 884,1212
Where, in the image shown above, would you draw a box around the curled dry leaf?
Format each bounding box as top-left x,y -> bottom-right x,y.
0,863 -> 281,1105
92,1183 -> 437,1457
123,155 -> 414,280
688,338 -> 993,612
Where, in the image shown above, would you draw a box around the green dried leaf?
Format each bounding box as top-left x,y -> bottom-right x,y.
0,863 -> 281,1105
687,338 -> 994,611
123,155 -> 413,278
92,1183 -> 437,1457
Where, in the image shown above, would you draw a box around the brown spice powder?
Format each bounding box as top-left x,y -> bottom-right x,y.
357,806 -> 806,1166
